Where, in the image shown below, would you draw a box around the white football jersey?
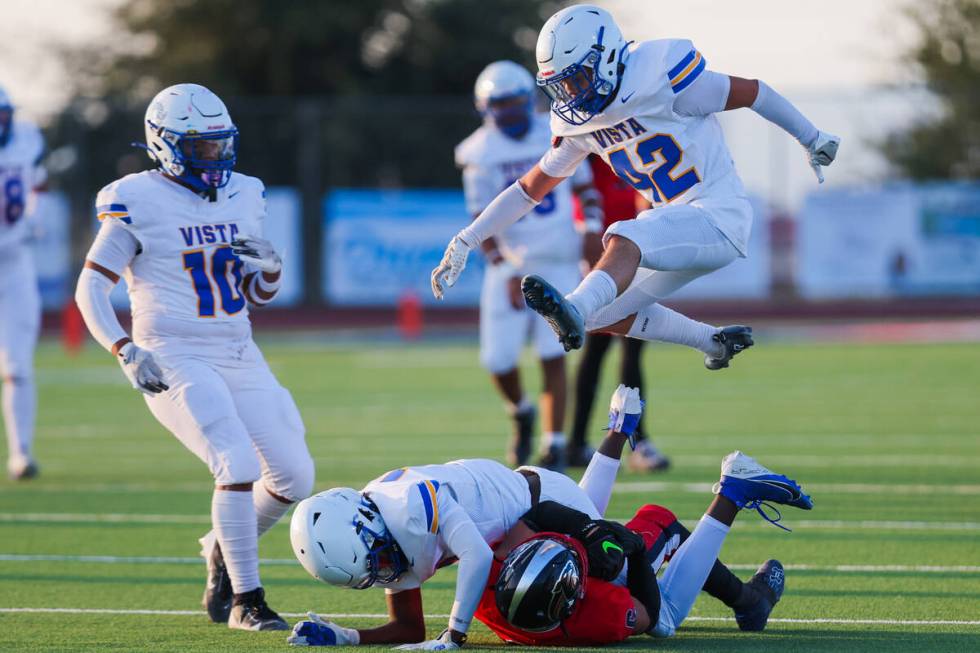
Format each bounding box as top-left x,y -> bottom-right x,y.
0,120 -> 46,252
92,170 -> 265,340
456,113 -> 589,265
362,459 -> 532,591
540,39 -> 751,253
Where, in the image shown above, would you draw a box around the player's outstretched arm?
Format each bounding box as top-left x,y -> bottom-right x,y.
430,166 -> 563,300
578,385 -> 645,515
289,590 -> 426,646
673,70 -> 840,183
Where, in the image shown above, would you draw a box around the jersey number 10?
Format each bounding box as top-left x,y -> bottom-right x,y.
183,246 -> 245,317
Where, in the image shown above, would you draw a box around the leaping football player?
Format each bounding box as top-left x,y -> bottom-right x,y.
456,60 -> 604,470
74,84 -> 314,631
432,5 -> 840,368
0,85 -> 47,481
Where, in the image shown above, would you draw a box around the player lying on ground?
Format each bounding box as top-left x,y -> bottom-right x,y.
432,5 -> 840,367
286,387 -> 646,647
287,389 -> 812,647
75,84 -> 313,631
480,448 -> 808,646
457,60 -> 605,472
0,85 -> 47,481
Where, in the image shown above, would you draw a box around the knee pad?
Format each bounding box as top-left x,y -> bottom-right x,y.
203,417 -> 262,485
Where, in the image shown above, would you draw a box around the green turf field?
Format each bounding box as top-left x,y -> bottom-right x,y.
1,336 -> 979,652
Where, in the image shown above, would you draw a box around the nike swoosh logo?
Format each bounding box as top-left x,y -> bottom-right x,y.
228,191 -> 240,199
620,91 -> 635,103
602,540 -> 623,555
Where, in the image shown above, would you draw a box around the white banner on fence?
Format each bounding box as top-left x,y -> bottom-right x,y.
798,184 -> 980,298
323,189 -> 484,306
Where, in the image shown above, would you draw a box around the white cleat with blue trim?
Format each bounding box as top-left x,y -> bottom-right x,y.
713,451 -> 812,529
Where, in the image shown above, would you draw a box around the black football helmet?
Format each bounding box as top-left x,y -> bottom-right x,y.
494,535 -> 586,632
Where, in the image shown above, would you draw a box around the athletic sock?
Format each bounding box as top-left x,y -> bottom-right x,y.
654,515 -> 730,636
702,560 -> 748,608
3,376 -> 36,467
566,270 -> 618,322
627,303 -> 722,356
542,431 -> 566,448
212,488 -> 260,594
254,483 -> 293,537
506,396 -> 534,417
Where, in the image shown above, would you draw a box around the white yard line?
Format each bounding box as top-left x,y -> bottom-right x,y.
2,512 -> 978,532
0,607 -> 977,626
1,554 -> 977,574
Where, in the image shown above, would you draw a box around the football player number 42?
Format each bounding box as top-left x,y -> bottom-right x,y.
608,133 -> 700,203
183,246 -> 245,317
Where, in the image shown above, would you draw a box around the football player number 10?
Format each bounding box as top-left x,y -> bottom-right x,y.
183,246 -> 246,317
608,133 -> 700,203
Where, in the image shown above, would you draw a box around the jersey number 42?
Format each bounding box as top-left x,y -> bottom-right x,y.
608,133 -> 700,203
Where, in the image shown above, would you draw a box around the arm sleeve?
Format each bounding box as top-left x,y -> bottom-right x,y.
438,494 -> 494,634
76,221 -> 138,352
456,181 -> 539,248
671,69 -> 731,117
538,136 -> 590,178
520,501 -> 594,534
578,452 -> 621,516
750,80 -> 819,146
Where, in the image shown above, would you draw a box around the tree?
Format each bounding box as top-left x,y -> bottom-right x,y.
881,0 -> 980,180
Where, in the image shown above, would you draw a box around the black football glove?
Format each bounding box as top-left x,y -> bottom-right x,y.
576,519 -> 646,581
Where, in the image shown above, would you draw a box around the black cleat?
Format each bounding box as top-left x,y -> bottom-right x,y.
566,445 -> 596,468
202,541 -> 233,623
536,444 -> 567,473
8,460 -> 39,481
507,406 -> 536,467
705,325 -> 754,370
734,559 -> 785,631
228,587 -> 289,631
522,275 -> 585,352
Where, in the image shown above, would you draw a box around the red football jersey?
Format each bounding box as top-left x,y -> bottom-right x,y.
474,504 -> 681,646
572,154 -> 644,230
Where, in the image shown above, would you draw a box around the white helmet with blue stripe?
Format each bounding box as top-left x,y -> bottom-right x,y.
535,5 -> 627,126
143,83 -> 238,194
474,60 -> 536,139
290,488 -> 408,590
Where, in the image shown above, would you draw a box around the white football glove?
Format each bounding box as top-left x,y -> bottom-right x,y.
117,342 -> 168,395
394,629 -> 461,651
287,612 -> 360,646
430,236 -> 471,300
231,235 -> 282,273
807,131 -> 840,184
608,384 -> 645,450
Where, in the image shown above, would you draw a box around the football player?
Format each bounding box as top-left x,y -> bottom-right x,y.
432,5 -> 840,368
457,60 -> 605,471
74,84 -> 314,631
286,386 -> 645,648
481,448 -> 807,645
0,85 -> 47,481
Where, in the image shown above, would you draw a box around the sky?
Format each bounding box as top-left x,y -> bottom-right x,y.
0,0 -> 922,208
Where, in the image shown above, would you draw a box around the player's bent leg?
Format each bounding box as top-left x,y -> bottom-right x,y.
536,355 -> 567,472
521,274 -> 586,351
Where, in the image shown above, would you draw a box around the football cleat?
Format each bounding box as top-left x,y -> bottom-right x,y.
734,559 -> 785,631
228,587 -> 289,631
536,444 -> 567,473
629,440 -> 671,473
7,459 -> 39,481
713,451 -> 812,530
200,532 -> 233,623
704,325 -> 754,370
521,275 -> 585,351
566,445 -> 596,469
507,406 -> 537,467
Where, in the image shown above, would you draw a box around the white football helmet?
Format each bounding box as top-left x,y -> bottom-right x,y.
535,5 -> 628,125
290,488 -> 408,590
143,83 -> 238,193
474,61 -> 536,139
0,85 -> 13,147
